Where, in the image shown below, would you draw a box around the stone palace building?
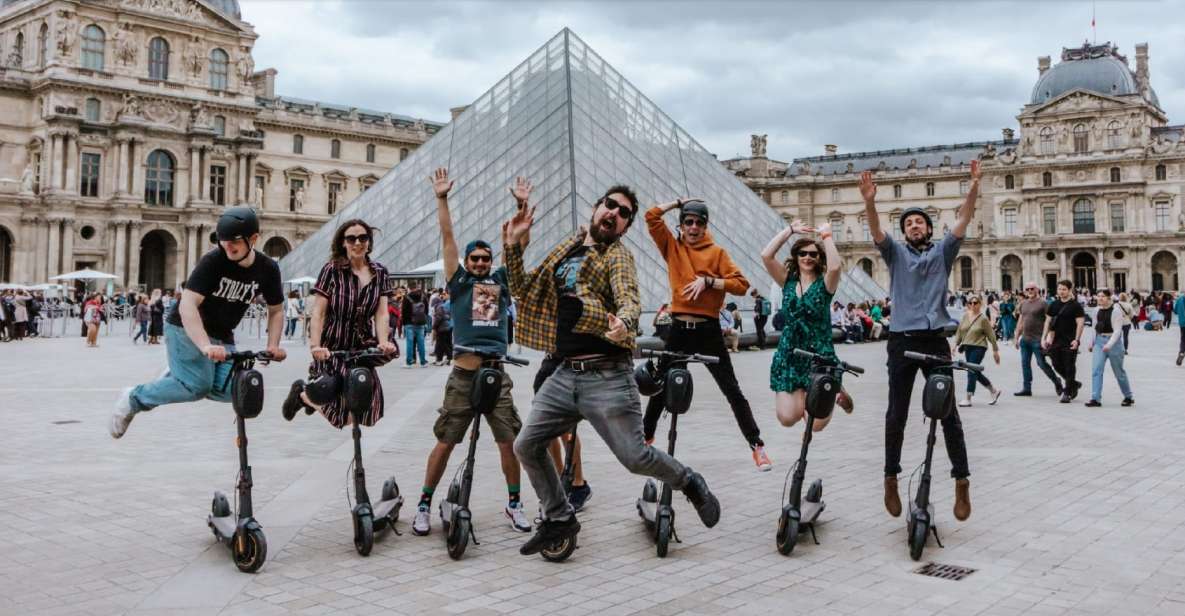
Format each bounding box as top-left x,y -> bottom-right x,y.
728,41 -> 1185,295
0,0 -> 442,290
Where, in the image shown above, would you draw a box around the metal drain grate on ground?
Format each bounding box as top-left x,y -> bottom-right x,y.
915,562 -> 976,580
51,420 -> 81,425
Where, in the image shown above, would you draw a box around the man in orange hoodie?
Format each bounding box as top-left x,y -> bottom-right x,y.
643,199 -> 772,471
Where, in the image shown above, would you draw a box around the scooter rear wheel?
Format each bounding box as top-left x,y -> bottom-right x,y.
540,534 -> 577,562
447,518 -> 470,560
655,516 -> 672,558
354,513 -> 374,556
776,510 -> 799,556
232,528 -> 267,573
381,477 -> 400,502
909,519 -> 928,561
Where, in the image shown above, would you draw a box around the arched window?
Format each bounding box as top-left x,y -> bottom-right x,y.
1042,171 -> 1052,187
331,139 -> 341,159
1106,120 -> 1123,149
81,25 -> 105,70
213,115 -> 225,136
85,97 -> 101,122
292,134 -> 303,154
1155,164 -> 1166,181
208,48 -> 228,90
365,143 -> 375,163
1005,174 -> 1014,190
1040,126 -> 1055,154
399,147 -> 409,161
1072,198 -> 1095,233
925,182 -> 935,197
145,150 -> 175,206
148,37 -> 169,80
12,32 -> 23,67
1109,167 -> 1121,183
37,23 -> 47,68
1073,123 -> 1089,153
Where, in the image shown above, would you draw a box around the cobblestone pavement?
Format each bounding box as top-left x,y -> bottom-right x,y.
1,324 -> 1184,616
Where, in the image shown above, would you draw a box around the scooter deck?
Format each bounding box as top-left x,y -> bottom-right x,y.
373,496 -> 404,520
208,514 -> 236,539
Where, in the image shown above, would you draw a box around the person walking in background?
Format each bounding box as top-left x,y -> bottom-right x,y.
11,290 -> 30,340
83,293 -> 101,347
1043,280 -> 1085,403
401,284 -> 430,367
1084,289 -> 1134,407
721,304 -> 740,353
148,289 -> 164,345
1172,290 -> 1185,366
1013,281 -> 1063,397
953,294 -> 1002,407
751,289 -> 771,349
284,290 -> 302,338
998,291 -> 1017,343
431,290 -> 453,366
1116,292 -> 1133,353
133,296 -> 150,344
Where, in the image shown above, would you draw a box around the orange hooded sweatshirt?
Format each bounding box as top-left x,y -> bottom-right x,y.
646,206 -> 750,319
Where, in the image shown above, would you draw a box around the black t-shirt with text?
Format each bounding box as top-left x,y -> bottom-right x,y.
1046,298 -> 1085,346
553,245 -> 621,358
167,248 -> 283,344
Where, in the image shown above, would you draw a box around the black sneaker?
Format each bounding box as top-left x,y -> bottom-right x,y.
281,380 -> 306,421
1177,353 -> 1183,366
567,483 -> 592,513
1070,381 -> 1082,400
520,516 -> 580,556
1084,399 -> 1101,407
1054,381 -> 1064,396
681,471 -> 720,528
1013,390 -> 1032,397
1122,398 -> 1134,407
1059,394 -> 1071,404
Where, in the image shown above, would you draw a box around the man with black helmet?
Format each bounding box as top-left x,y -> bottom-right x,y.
110,206 -> 287,438
862,160 -> 982,523
642,198 -> 771,471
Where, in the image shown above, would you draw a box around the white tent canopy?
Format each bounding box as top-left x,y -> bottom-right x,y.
284,276 -> 318,285
50,268 -> 119,281
409,259 -> 462,273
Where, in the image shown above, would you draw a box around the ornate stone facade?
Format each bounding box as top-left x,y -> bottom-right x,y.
728,41 -> 1185,294
0,0 -> 441,289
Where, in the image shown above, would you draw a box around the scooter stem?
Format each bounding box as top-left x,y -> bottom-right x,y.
917,419 -> 939,511
235,415 -> 254,519
352,422 -> 370,505
459,414 -> 481,509
789,416 -> 814,508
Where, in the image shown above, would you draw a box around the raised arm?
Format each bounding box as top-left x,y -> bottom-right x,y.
645,199 -> 690,257
817,223 -> 843,294
761,220 -> 812,287
951,159 -> 982,239
502,193 -> 537,300
859,171 -> 885,244
431,167 -> 459,281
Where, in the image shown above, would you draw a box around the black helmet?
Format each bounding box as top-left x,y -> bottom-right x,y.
679,199 -> 709,224
634,360 -> 664,397
216,206 -> 260,241
899,207 -> 932,234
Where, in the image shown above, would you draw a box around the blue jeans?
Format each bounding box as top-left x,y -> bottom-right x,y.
404,324 -> 427,366
1091,334 -> 1132,402
129,323 -> 235,412
1018,337 -> 1060,392
134,320 -> 148,342
1000,316 -> 1016,340
285,318 -> 298,338
961,345 -> 994,394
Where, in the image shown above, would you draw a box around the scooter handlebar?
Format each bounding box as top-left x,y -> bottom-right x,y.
454,345 -> 531,367
793,348 -> 864,374
641,348 -> 719,365
224,350 -> 273,364
903,350 -> 983,373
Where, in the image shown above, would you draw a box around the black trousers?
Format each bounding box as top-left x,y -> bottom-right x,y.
885,333 -> 970,479
753,316 -> 768,348
1048,345 -> 1078,391
643,321 -> 763,448
433,329 -> 453,362
1178,326 -> 1185,354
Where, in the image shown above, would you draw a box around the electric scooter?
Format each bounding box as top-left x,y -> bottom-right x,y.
776,348 -> 863,555
439,344 -> 531,560
634,348 -> 719,557
328,348 -> 405,556
208,350 -> 272,573
901,350 -> 983,561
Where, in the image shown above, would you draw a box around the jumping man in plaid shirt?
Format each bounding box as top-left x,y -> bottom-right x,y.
505,184 -> 722,556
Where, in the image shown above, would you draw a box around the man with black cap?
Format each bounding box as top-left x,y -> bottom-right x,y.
862,160 -> 982,523
642,198 -> 771,471
110,206 -> 287,438
411,168 -> 534,537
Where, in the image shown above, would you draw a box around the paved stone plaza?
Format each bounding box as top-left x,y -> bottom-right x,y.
2,325 -> 1184,616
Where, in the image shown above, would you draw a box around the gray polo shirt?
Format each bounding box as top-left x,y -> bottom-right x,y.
876,232 -> 962,332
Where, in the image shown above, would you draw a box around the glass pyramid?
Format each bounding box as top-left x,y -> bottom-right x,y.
280,29 -> 787,312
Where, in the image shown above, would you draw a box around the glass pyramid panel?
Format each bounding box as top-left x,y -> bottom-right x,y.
281,29 -> 788,314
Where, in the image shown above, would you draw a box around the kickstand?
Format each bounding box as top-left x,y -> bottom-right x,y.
807,523 -> 820,545
671,525 -> 683,544
930,524 -> 944,548
390,521 -> 403,537
470,525 -> 481,546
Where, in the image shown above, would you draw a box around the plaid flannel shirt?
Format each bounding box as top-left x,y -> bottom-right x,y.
504,230 -> 640,354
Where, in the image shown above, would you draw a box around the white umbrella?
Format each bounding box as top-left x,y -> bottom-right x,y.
0,282 -> 30,290
50,268 -> 119,281
410,259 -> 462,273
284,276 -> 318,285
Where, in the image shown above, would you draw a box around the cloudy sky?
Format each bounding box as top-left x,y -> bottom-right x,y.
243,0 -> 1185,163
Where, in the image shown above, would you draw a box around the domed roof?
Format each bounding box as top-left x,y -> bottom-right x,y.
1031,42 -> 1158,107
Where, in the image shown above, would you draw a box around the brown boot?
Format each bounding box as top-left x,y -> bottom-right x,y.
884,476 -> 901,517
836,389 -> 854,414
954,478 -> 971,521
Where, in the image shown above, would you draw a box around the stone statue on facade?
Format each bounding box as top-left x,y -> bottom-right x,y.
982,142 -> 997,159
750,134 -> 767,158
189,102 -> 209,128
413,118 -> 426,134
112,23 -> 138,65
254,184 -> 263,206
1178,211 -> 1185,232
55,18 -> 75,56
294,187 -> 306,211
119,92 -> 142,117
183,36 -> 203,76
19,164 -> 34,194
236,53 -> 254,82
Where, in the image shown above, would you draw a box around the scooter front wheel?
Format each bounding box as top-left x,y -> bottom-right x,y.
655,515 -> 672,558
354,513 -> 374,556
909,519 -> 928,561
540,534 -> 577,562
776,509 -> 799,556
232,528 -> 267,573
447,518 -> 470,560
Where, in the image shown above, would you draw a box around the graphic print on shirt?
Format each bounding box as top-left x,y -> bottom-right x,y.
471,283 -> 502,326
211,278 -> 260,305
555,252 -> 587,296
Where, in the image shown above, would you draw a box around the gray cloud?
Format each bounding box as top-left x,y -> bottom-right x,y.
243,0 -> 1185,162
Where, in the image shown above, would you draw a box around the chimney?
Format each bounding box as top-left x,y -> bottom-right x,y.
1002,128 -> 1015,141
1037,56 -> 1051,75
824,144 -> 838,156
1135,42 -> 1149,77
254,68 -> 277,99
449,105 -> 469,120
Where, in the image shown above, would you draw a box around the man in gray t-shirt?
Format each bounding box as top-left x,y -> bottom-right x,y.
1012,282 -> 1063,396
862,159 -> 982,524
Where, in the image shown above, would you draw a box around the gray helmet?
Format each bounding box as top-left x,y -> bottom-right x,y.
899,207 -> 932,234
216,206 -> 260,241
679,199 -> 709,224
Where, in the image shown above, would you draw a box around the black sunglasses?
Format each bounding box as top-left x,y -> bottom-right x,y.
601,199 -> 635,219
797,250 -> 820,258
343,234 -> 370,244
468,254 -> 492,263
681,217 -> 706,228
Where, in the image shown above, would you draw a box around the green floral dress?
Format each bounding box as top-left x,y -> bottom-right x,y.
770,276 -> 837,392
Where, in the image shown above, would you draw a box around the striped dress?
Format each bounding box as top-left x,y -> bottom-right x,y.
310,259 -> 395,428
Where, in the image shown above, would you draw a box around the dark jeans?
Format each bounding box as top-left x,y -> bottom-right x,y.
753,316 -> 768,348
1048,345 -> 1079,393
1018,337 -> 1060,392
1122,324 -> 1131,350
961,345 -> 994,394
885,333 -> 970,479
1178,325 -> 1185,354
643,321 -> 763,448
134,320 -> 149,343
433,329 -> 453,362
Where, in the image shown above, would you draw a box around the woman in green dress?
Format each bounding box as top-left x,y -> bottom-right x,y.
761,220 -> 852,431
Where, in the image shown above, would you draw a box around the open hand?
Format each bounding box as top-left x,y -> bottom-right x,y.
504,201 -> 536,246
969,159 -> 982,183
429,167 -> 454,198
859,171 -> 877,203
681,276 -> 708,301
508,176 -> 534,205
789,219 -> 814,235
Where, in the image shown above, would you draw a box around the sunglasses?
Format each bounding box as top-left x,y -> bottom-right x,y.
968,300 -> 981,305
681,217 -> 706,228
797,250 -> 820,258
601,199 -> 635,219
343,234 -> 370,245
468,254 -> 492,263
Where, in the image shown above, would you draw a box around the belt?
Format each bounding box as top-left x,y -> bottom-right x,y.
674,319 -> 712,330
561,355 -> 631,373
892,329 -> 946,338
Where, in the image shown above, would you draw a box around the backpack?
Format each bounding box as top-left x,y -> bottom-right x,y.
410,300 -> 428,326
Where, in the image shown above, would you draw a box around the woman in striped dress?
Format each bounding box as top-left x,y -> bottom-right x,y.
282,219 -> 398,428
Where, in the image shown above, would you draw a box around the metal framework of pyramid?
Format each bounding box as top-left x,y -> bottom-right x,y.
280,29 -> 787,312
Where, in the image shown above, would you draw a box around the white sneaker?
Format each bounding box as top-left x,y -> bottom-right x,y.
110,387 -> 136,439
958,397 -> 972,407
505,502 -> 532,533
412,505 -> 431,536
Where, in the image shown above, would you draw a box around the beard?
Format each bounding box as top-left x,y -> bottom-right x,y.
906,231 -> 932,249
588,214 -> 623,244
